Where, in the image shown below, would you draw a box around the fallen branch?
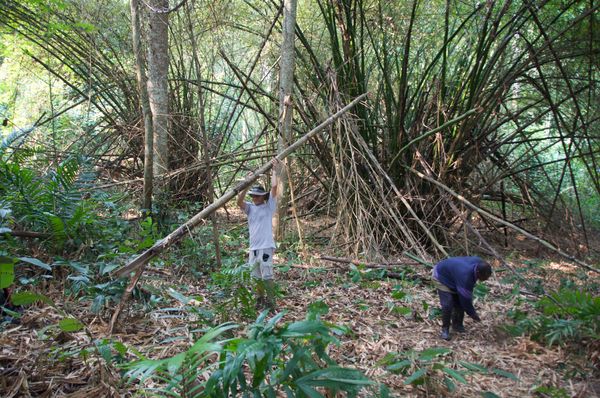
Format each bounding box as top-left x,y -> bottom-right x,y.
319,255 -> 419,269
320,256 -> 428,282
108,93 -> 368,333
6,230 -> 50,239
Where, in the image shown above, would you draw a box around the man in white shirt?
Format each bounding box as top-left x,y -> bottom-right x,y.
237,161 -> 280,312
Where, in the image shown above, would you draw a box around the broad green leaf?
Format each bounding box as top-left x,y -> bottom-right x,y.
166,352 -> 186,375
279,320 -> 329,337
481,392 -> 502,398
113,341 -> 128,356
296,384 -> 324,398
191,323 -> 237,352
125,358 -> 165,381
100,263 -> 119,275
276,347 -> 307,383
419,347 -> 451,361
386,359 -> 411,372
392,306 -> 412,316
307,300 -> 329,318
444,376 -> 457,392
403,368 -> 427,385
442,367 -> 467,383
167,288 -> 191,304
491,368 -> 519,381
296,367 -> 374,387
0,261 -> 15,289
58,318 -> 84,332
97,341 -> 113,363
18,257 -> 52,271
11,291 -> 52,306
459,361 -> 489,373
378,383 -> 391,398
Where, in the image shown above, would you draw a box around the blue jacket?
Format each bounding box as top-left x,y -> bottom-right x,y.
433,256 -> 482,319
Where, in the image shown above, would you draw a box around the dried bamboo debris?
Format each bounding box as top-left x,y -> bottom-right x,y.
2,246 -> 597,397
325,86 -> 442,261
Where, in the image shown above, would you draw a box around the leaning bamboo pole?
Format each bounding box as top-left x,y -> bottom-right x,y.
108,93 -> 368,333
408,167 -> 599,274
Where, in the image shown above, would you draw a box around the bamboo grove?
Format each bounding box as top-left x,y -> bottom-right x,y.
1,0 -> 599,262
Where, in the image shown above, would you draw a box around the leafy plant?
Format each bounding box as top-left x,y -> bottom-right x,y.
506,288 -> 600,347
382,347 -> 466,393
381,347 -> 518,395
209,258 -> 257,321
125,304 -> 375,397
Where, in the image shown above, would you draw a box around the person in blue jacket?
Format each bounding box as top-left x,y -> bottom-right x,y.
432,256 -> 492,340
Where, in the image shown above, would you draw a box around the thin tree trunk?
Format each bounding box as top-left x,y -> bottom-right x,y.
130,0 -> 154,211
147,0 -> 169,193
274,0 -> 298,239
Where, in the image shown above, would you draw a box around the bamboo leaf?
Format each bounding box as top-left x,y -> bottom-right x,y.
459,361 -> 489,373
403,368 -> 427,385
18,257 -> 52,271
442,367 -> 467,384
491,368 -> 519,381
481,392 -> 502,398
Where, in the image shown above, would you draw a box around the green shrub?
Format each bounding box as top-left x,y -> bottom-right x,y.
381,347 -> 518,395
125,305 -> 376,397
506,288 -> 600,347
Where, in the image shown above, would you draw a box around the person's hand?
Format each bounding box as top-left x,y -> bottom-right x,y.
271,158 -> 282,171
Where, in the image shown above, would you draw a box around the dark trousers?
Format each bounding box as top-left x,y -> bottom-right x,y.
438,290 -> 464,329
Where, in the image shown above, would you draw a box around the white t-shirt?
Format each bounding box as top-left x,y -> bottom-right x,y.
244,196 -> 277,250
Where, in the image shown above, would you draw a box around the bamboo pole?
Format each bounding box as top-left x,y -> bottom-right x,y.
107,93 -> 368,333
408,167 -> 599,274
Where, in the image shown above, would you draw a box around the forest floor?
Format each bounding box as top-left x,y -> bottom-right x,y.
1,209 -> 599,397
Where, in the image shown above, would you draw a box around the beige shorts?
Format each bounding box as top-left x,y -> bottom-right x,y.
249,248 -> 275,280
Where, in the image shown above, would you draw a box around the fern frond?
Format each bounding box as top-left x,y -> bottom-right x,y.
43,212 -> 67,242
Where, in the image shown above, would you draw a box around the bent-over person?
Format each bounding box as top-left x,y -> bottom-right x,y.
432,256 -> 492,340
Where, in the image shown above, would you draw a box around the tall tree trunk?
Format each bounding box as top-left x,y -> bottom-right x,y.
147,0 -> 169,195
130,0 -> 154,212
186,0 -> 221,267
274,0 -> 298,239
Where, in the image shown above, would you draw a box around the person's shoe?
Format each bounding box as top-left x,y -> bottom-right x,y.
440,327 -> 451,341
452,324 -> 466,333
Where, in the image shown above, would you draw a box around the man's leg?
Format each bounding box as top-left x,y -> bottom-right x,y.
451,300 -> 466,333
264,279 -> 276,311
438,290 -> 454,340
260,249 -> 276,312
250,250 -> 266,310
